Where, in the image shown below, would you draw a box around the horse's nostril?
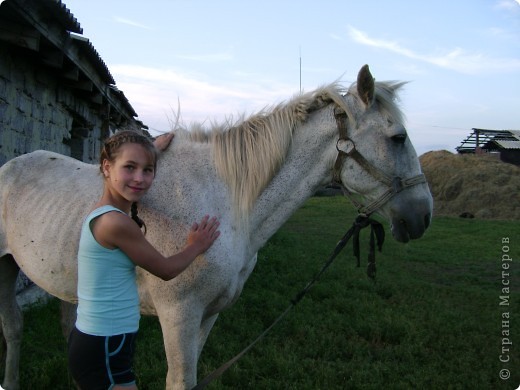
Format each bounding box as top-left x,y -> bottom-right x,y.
424,213 -> 431,229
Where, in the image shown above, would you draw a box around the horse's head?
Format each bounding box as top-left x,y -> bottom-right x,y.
334,65 -> 433,243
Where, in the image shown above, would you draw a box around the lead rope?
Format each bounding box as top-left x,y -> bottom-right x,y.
192,215 -> 384,389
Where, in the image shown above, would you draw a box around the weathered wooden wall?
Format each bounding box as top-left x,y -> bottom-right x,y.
0,0 -> 147,295
0,45 -> 106,166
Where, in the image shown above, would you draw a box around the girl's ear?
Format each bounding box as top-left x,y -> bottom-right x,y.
102,159 -> 111,178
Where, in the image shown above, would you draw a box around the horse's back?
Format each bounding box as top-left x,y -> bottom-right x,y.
0,150 -> 102,301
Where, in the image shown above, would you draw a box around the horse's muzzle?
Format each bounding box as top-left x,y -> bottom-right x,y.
389,196 -> 433,243
391,212 -> 431,242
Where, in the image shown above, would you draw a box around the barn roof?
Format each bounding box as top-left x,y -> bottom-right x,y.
456,129 -> 520,153
39,0 -> 83,34
492,140 -> 520,150
0,0 -> 145,128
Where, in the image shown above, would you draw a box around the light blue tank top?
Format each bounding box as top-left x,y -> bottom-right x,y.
76,205 -> 140,336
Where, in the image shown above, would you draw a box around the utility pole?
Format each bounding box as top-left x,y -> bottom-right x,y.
299,46 -> 302,93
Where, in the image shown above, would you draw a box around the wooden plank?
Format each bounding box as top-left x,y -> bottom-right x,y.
63,66 -> 79,81
90,92 -> 103,105
41,47 -> 63,68
67,79 -> 93,92
0,19 -> 40,51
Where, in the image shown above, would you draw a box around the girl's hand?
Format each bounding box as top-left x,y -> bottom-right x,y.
102,212 -> 220,281
187,215 -> 220,254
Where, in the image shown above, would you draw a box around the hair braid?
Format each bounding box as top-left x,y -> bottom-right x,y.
131,202 -> 147,234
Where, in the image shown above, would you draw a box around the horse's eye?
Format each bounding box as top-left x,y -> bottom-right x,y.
391,134 -> 407,144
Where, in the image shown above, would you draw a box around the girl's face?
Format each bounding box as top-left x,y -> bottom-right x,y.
102,143 -> 156,208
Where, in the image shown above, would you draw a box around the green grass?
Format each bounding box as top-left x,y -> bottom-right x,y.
5,197 -> 520,389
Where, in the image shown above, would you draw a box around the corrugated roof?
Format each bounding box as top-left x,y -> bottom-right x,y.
43,0 -> 82,34
457,129 -> 520,152
1,0 -> 114,85
509,130 -> 520,140
54,0 -> 115,85
69,33 -> 115,85
1,0 -> 141,126
109,85 -> 138,117
493,140 -> 520,150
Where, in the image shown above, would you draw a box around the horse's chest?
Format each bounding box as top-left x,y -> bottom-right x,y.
215,252 -> 258,310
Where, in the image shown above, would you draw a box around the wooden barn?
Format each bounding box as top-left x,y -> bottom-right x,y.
0,0 -> 147,167
0,0 -> 149,294
456,128 -> 520,166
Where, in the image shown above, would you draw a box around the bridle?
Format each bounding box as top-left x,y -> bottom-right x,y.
332,107 -> 427,217
194,104 -> 421,390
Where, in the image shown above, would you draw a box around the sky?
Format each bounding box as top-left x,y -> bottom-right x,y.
62,0 -> 520,156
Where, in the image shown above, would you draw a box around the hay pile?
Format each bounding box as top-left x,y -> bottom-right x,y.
420,150 -> 520,220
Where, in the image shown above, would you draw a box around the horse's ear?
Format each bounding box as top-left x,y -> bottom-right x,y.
154,132 -> 175,152
357,64 -> 375,107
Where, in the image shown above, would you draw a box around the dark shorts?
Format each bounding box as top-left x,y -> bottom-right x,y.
68,326 -> 137,390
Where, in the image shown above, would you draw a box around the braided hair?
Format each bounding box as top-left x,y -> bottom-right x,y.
131,202 -> 146,233
99,130 -> 158,233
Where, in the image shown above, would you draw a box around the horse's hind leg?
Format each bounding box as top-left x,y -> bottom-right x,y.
0,254 -> 23,390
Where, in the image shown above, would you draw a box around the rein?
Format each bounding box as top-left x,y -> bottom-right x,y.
192,106 -> 424,388
332,107 -> 427,217
192,215 -> 384,390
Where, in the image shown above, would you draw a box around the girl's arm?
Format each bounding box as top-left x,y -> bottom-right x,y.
92,212 -> 220,281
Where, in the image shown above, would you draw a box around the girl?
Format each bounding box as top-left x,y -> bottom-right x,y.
68,130 -> 220,389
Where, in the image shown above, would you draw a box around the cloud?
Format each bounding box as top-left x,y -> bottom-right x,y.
494,0 -> 520,10
329,33 -> 343,41
114,17 -> 153,30
109,64 -> 295,133
347,26 -> 520,74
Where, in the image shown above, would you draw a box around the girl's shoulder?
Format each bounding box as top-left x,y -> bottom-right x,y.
88,204 -> 125,218
93,207 -> 130,229
89,207 -> 136,249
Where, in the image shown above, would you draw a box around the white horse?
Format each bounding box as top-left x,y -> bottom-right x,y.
0,65 -> 432,389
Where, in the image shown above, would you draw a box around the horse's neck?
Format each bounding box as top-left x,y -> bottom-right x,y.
248,110 -> 338,251
149,142 -> 224,218
152,115 -> 338,253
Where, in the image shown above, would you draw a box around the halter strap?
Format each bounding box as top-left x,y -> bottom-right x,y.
332,107 -> 427,216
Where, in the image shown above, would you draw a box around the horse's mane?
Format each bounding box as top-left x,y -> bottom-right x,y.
173,80 -> 405,222
370,80 -> 407,125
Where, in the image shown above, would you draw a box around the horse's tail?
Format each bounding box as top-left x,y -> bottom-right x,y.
0,155 -> 24,258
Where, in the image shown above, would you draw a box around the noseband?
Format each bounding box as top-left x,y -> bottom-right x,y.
332,107 -> 427,217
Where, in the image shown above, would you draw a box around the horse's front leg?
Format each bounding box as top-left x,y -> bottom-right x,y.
156,305 -> 202,390
197,313 -> 219,359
